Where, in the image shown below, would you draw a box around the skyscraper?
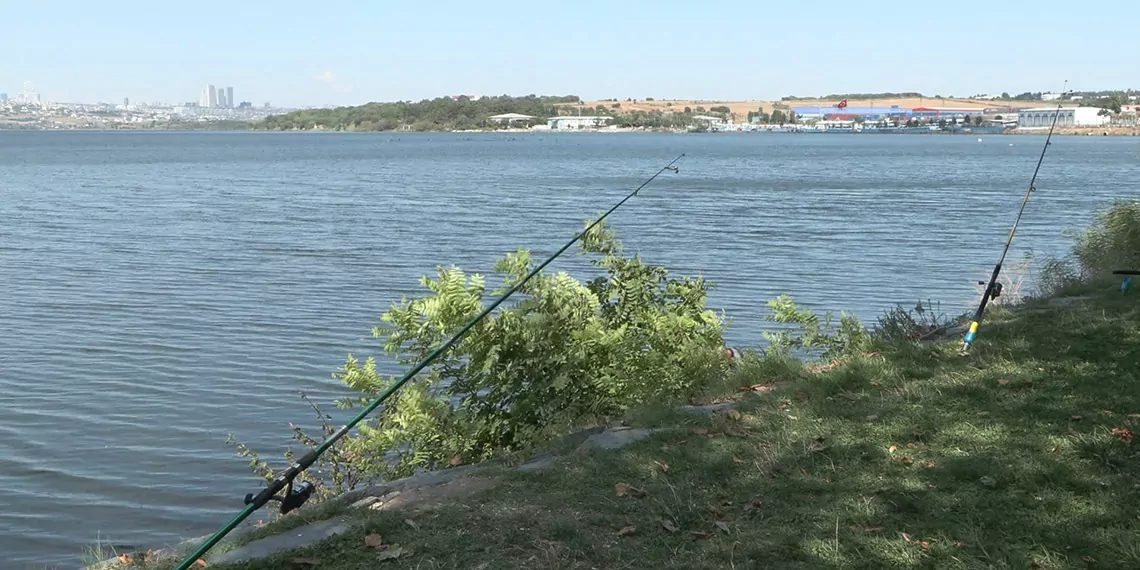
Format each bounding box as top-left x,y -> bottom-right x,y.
225,87 -> 234,109
206,84 -> 217,108
216,87 -> 226,109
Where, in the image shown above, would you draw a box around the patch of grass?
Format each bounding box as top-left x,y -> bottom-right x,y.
201,279 -> 1140,569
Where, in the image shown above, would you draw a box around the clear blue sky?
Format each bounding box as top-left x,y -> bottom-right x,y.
2,0 -> 1127,108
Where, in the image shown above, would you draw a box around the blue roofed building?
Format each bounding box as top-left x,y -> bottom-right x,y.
792,105 -> 912,120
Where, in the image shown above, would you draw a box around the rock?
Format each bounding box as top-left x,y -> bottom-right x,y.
577,427 -> 661,451
678,401 -> 738,414
208,518 -> 354,565
516,453 -> 556,472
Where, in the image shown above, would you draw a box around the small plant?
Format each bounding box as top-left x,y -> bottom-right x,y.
762,294 -> 869,361
874,299 -> 954,342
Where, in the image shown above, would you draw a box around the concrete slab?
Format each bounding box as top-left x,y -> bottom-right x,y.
208,517 -> 355,565
578,427 -> 661,451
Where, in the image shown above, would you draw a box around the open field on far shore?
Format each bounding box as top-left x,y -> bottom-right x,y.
560,97 -> 1063,118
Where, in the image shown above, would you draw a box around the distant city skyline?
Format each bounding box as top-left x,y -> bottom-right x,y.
2,1 -> 1133,108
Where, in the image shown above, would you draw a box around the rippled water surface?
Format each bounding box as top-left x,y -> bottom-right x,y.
1,131 -> 1136,567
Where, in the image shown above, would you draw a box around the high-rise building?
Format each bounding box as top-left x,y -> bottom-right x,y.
206,84 -> 217,108
216,87 -> 226,108
123,97 -> 130,108
225,87 -> 234,109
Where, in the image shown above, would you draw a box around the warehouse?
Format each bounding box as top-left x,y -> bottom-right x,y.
1017,106 -> 1109,128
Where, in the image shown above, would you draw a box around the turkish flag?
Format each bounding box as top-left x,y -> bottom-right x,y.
838,99 -> 848,109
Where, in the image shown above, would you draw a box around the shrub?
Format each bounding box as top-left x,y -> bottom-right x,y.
1035,199 -> 1140,296
874,299 -> 955,342
231,220 -> 729,494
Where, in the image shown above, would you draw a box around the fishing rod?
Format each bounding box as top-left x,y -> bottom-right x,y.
170,153 -> 685,570
960,82 -> 1069,355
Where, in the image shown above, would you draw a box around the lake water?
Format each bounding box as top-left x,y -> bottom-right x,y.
1,131 -> 1136,568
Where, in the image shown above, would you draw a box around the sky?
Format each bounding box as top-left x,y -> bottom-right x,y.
1,0 -> 1129,108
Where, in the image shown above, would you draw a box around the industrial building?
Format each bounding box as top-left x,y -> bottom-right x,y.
1017,106 -> 1109,128
791,105 -> 911,120
547,115 -> 612,129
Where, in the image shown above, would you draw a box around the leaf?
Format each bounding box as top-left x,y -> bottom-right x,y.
615,483 -> 646,498
404,518 -> 419,530
654,460 -> 670,472
1070,415 -> 1083,421
888,444 -> 898,453
617,525 -> 637,537
900,456 -> 914,465
661,517 -> 679,533
733,456 -> 746,464
715,521 -> 730,533
1112,426 -> 1135,442
998,378 -> 1010,385
364,533 -> 385,548
449,455 -> 463,466
194,561 -> 208,568
724,409 -> 742,421
377,547 -> 404,561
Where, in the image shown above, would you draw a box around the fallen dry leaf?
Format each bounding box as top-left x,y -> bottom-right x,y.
194,561 -> 208,568
448,455 -> 463,466
920,460 -> 936,469
1082,556 -> 1098,563
1051,445 -> 1060,454
1030,558 -> 1043,569
744,499 -> 763,513
864,526 -> 884,533
715,521 -> 731,533
998,378 -> 1010,385
1070,415 -> 1083,421
617,525 -> 637,537
376,547 -> 404,561
615,483 -> 646,498
404,518 -> 419,530
118,554 -> 132,563
289,557 -> 321,566
724,409 -> 743,421
888,444 -> 898,453
691,426 -> 710,436
1128,414 -> 1140,419
741,382 -> 776,392
661,517 -> 679,533
900,456 -> 914,465
1112,426 -> 1134,443
364,533 -> 385,548
733,456 -> 746,464
654,460 -> 670,472
954,541 -> 967,548
901,532 -> 914,543
1102,410 -> 1115,416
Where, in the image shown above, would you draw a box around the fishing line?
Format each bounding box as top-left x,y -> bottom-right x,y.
170,153 -> 685,569
960,82 -> 1069,355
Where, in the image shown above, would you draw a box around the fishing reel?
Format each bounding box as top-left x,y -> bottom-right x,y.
977,280 -> 1003,300
244,479 -> 315,515
666,166 -> 679,173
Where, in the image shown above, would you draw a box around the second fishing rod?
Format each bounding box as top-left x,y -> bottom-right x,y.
961,83 -> 1070,355
169,153 -> 685,570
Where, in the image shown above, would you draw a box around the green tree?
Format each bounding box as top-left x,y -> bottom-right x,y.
770,109 -> 787,124
973,115 -> 984,126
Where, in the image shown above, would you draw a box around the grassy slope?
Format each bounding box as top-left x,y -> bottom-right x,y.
197,280 -> 1139,570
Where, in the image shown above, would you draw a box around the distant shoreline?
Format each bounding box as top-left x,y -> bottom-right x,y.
2,125 -> 1137,136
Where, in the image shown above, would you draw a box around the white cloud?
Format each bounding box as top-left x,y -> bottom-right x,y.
312,71 -> 336,82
